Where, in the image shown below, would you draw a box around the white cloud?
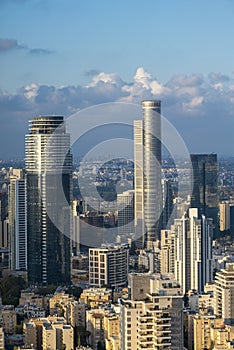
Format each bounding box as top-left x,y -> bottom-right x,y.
87,72 -> 123,87
23,83 -> 40,99
1,67 -> 234,157
183,96 -> 204,111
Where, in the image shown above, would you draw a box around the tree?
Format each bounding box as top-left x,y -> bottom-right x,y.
74,325 -> 90,347
0,275 -> 27,306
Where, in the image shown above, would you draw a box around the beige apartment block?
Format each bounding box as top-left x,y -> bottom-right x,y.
79,288 -> 112,308
193,313 -> 224,350
23,316 -> 73,350
211,324 -> 234,349
120,273 -> 183,350
214,263 -> 234,325
42,322 -> 56,350
0,306 -> 17,334
86,309 -> 105,349
69,301 -> 86,328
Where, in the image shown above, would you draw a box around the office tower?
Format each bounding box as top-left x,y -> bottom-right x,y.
219,202 -> 230,232
117,190 -> 134,237
214,263 -> 234,325
72,200 -> 80,255
0,218 -> 8,249
0,190 -> 8,250
163,208 -> 213,293
8,169 -> 27,270
190,154 -> 218,235
142,100 -> 162,248
25,116 -> 72,286
120,273 -> 183,350
134,120 -> 144,241
89,244 -> 128,288
161,178 -> 174,229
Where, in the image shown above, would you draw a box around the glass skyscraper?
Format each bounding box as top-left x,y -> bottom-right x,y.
142,100 -> 162,248
190,153 -> 218,236
25,116 -> 72,285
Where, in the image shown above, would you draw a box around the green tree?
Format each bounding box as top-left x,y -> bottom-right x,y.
0,275 -> 27,306
74,325 -> 90,347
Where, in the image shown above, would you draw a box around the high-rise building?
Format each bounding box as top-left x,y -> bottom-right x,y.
134,101 -> 162,248
142,100 -> 162,248
219,202 -> 230,232
117,190 -> 134,237
161,208 -> 213,293
0,190 -> 8,250
25,116 -> 72,285
214,263 -> 234,325
161,178 -> 174,229
8,169 -> 27,270
89,244 -> 128,288
190,154 -> 218,235
134,120 -> 144,241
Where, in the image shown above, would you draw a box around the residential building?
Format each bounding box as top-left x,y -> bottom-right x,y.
89,244 -> 128,288
120,273 -> 183,350
219,202 -> 230,232
8,169 -> 27,270
214,263 -> 234,325
163,208 -> 213,293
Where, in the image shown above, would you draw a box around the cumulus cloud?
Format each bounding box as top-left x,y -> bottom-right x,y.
121,67 -> 170,102
1,67 -> 234,157
0,38 -> 26,52
208,72 -> 230,83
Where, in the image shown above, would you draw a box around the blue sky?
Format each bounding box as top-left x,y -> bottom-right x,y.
1,0 -> 234,158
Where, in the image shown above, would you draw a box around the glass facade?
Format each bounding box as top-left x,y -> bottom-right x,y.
190,154 -> 218,236
142,100 -> 162,247
25,116 -> 72,285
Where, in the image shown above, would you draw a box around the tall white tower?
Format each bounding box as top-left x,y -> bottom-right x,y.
8,169 -> 27,270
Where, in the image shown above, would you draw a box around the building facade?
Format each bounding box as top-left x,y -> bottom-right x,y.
161,208 -> 213,293
214,263 -> 234,325
25,116 -> 72,285
190,154 -> 218,236
89,245 -> 128,288
120,274 -> 183,350
142,100 -> 162,248
8,169 -> 27,270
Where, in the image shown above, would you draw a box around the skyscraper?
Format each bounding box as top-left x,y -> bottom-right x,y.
190,154 -> 218,235
25,116 -> 72,285
142,100 -> 162,248
117,189 -> 134,237
8,169 -> 27,270
164,208 -> 213,293
134,120 -> 144,229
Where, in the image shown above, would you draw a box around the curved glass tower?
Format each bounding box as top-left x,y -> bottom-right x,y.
142,100 -> 162,248
25,116 -> 72,286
